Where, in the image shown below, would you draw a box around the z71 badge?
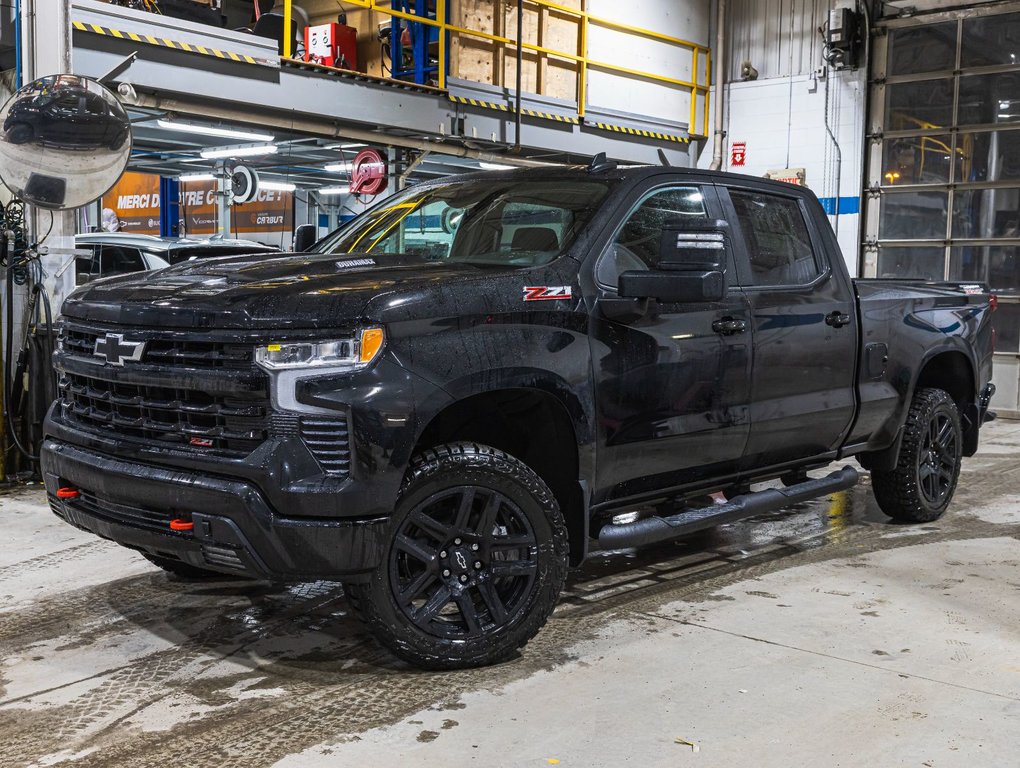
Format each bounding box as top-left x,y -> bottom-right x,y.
523,286 -> 572,302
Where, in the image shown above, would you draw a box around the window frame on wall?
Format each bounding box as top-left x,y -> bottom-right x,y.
864,3 -> 1020,314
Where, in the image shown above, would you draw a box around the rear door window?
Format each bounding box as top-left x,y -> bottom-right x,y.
728,191 -> 821,287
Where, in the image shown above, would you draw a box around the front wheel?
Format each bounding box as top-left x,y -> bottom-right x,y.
347,443 -> 569,670
872,387 -> 963,523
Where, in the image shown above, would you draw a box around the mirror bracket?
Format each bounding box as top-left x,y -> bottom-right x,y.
98,52 -> 139,85
599,296 -> 649,324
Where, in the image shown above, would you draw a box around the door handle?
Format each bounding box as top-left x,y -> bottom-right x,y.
825,310 -> 852,328
712,317 -> 747,335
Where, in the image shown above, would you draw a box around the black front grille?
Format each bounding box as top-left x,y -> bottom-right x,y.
59,372 -> 268,455
62,326 -> 254,369
299,416 -> 352,475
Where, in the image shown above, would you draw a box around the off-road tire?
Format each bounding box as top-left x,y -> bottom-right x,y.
872,387 -> 962,523
347,442 -> 569,670
142,552 -> 235,580
6,123 -> 32,145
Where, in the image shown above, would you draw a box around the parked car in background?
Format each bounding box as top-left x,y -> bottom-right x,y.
74,233 -> 278,283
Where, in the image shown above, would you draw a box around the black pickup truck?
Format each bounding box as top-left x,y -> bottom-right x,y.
42,165 -> 995,669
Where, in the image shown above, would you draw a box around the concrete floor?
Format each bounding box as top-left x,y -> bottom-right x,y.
1,423 -> 1018,768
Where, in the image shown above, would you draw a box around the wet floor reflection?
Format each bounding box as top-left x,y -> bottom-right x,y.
561,483 -> 892,609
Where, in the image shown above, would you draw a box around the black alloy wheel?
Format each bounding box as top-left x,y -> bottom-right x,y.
346,443 -> 568,670
390,486 -> 538,638
917,409 -> 959,507
872,387 -> 963,523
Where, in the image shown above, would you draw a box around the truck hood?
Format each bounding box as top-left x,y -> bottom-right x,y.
61,252 -> 510,330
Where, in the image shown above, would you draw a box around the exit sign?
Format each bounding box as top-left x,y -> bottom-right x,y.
730,142 -> 747,167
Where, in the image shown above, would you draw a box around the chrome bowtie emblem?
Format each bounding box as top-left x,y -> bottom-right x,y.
454,551 -> 468,570
94,333 -> 146,366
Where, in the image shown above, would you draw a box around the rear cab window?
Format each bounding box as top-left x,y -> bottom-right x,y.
726,189 -> 823,288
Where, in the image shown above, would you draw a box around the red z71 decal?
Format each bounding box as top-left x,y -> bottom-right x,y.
523,286 -> 572,302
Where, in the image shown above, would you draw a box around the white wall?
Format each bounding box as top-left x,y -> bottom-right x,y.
717,69 -> 866,275
585,0 -> 711,131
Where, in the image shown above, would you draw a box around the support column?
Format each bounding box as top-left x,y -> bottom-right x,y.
216,170 -> 232,237
159,177 -> 180,238
19,0 -> 76,312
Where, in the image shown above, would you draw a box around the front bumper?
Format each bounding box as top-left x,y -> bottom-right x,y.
41,438 -> 389,580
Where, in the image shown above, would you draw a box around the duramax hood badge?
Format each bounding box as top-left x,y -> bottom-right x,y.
94,333 -> 146,366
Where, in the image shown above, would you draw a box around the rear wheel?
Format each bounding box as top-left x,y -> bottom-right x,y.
347,443 -> 569,670
872,387 -> 962,523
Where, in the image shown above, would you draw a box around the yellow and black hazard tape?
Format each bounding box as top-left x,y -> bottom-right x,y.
71,20 -> 271,66
448,94 -> 580,124
591,121 -> 690,144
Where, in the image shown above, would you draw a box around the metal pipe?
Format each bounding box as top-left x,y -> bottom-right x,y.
14,0 -> 22,89
708,0 -> 726,170
824,65 -> 842,237
515,0 -> 524,151
124,92 -> 556,168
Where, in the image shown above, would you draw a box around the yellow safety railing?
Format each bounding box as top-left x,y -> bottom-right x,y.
283,0 -> 711,139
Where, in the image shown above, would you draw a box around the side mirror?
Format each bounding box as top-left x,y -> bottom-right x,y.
293,223 -> 317,252
619,270 -> 725,303
616,219 -> 730,303
659,218 -> 730,270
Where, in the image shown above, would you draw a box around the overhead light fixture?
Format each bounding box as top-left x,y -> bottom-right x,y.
200,144 -> 278,160
179,172 -> 216,182
324,161 -> 353,172
260,181 -> 296,192
319,186 -> 351,195
478,161 -> 515,171
156,120 -> 274,143
325,142 -> 368,150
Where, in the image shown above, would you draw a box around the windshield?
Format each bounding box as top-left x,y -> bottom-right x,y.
314,178 -> 612,267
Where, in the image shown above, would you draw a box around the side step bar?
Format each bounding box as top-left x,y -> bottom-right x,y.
597,466 -> 860,551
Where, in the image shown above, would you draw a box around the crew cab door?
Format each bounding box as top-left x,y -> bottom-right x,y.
719,185 -> 856,467
588,182 -> 752,503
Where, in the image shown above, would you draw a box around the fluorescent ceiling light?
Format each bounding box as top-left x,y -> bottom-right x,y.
156,120 -> 274,143
324,161 -> 353,172
318,186 -> 351,195
478,161 -> 515,171
179,172 -> 216,182
260,181 -> 296,192
200,144 -> 278,160
325,142 -> 368,150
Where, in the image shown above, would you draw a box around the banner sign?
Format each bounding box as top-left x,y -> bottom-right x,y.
180,182 -> 293,236
103,172 -> 293,237
103,172 -> 161,234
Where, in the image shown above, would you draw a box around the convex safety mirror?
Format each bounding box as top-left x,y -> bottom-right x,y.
619,219 -> 729,303
0,75 -> 132,210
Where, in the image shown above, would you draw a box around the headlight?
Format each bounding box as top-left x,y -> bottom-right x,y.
255,327 -> 385,371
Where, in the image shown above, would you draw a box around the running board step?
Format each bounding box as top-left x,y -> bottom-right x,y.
597,465 -> 860,550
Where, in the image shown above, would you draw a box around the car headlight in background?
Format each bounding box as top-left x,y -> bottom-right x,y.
255,328 -> 385,371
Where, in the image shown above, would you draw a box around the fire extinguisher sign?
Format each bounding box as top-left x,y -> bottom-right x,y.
730,141 -> 747,167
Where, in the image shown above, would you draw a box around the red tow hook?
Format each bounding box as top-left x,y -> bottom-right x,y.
169,519 -> 194,532
56,487 -> 80,500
